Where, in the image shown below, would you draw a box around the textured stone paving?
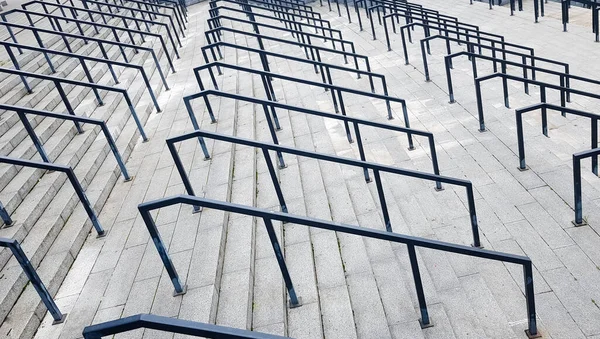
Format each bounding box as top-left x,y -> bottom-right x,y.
24,0 -> 600,338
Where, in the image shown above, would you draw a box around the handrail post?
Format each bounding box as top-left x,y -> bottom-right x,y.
67,169 -> 105,237
353,122 -> 371,182
592,118 -> 598,175
261,149 -> 288,213
445,55 -> 455,103
475,78 -> 486,132
523,262 -> 539,338
54,82 -> 84,134
540,85 -> 548,136
573,154 -> 585,226
101,124 -> 131,181
373,170 -> 392,232
17,111 -> 51,163
262,218 -> 301,308
0,202 -> 13,226
2,239 -> 65,324
168,141 -> 202,213
5,46 -> 32,93
138,207 -> 187,295
407,244 -> 432,328
516,111 -> 528,171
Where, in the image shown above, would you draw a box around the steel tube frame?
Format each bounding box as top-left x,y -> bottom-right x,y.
1,104 -> 131,181
211,0 -> 322,23
0,156 -> 105,236
0,238 -> 65,324
183,89 -> 441,185
167,130 -> 473,243
138,194 -> 537,334
82,314 -> 287,338
115,0 -> 187,28
475,72 -> 600,132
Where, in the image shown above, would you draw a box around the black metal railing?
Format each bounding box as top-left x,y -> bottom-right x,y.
0,66 -> 149,141
109,0 -> 187,28
0,156 -> 105,237
182,89 -> 439,181
166,130 -> 478,243
138,195 -> 538,335
82,314 -> 287,338
0,20 -> 171,93
2,8 -> 180,61
0,104 -> 131,181
475,72 -> 600,132
193,61 -> 407,124
0,238 -> 65,324
213,0 -> 321,22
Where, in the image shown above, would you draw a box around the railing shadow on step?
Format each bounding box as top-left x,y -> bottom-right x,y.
0,66 -> 149,141
138,195 -> 538,335
475,72 -> 600,132
22,0 -> 184,49
0,238 -> 65,324
443,50 -> 577,104
0,104 -> 132,181
182,89 -> 441,183
0,39 -> 166,112
1,8 -> 180,63
167,130 -> 479,244
0,156 -> 105,237
204,24 -> 364,72
206,10 -> 357,63
512,103 -> 599,226
82,314 -> 287,338
200,40 -> 385,93
194,62 -> 409,128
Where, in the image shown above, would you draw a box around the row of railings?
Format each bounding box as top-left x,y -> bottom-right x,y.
0,0 -> 187,332
79,0 -> 541,337
324,0 -> 600,228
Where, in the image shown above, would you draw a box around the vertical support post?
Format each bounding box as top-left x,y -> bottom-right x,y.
540,86 -> 548,137
139,208 -> 187,295
262,148 -> 288,213
0,202 -> 13,226
353,122 -> 370,182
373,170 -> 391,232
262,218 -> 301,308
523,262 -> 538,338
592,118 -> 598,176
17,111 -> 50,163
407,244 -> 431,328
516,111 -> 528,170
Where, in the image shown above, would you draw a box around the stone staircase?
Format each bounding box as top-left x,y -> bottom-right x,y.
0,0 -> 599,338
0,1 -> 178,337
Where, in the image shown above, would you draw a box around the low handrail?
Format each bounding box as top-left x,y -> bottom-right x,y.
0,20 -> 170,95
0,104 -> 131,181
24,0 -> 183,49
475,72 -> 600,132
205,25 -> 364,74
561,0 -> 600,42
0,39 -> 165,115
513,103 -> 599,226
0,156 -> 105,236
82,314 -> 287,338
111,0 -> 186,28
210,0 -> 322,24
200,40 -> 382,94
205,11 -> 355,63
194,61 -> 405,125
443,50 -> 577,104
208,0 -> 329,32
0,66 -> 149,141
167,130 -> 477,244
0,238 -> 65,324
0,202 -> 13,226
74,0 -> 185,41
353,0 -> 433,31
2,8 -> 179,61
182,89 -> 439,182
138,195 -> 537,334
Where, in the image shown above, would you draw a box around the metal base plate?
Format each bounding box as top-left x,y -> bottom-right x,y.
96,230 -> 109,239
572,219 -> 588,227
419,318 -> 434,329
52,313 -> 67,325
525,329 -> 542,339
517,166 -> 530,172
173,285 -> 188,297
288,296 -> 302,309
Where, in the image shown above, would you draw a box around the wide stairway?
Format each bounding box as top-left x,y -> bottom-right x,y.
1,0 -> 600,338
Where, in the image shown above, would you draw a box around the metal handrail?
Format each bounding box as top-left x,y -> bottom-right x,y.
0,20 -> 170,94
0,202 -> 12,226
0,39 -> 165,114
205,12 -> 354,61
0,156 -> 105,236
108,0 -> 186,28
193,61 -> 409,126
443,50 -> 579,104
138,195 -> 537,335
0,238 -> 65,324
23,0 -> 183,49
200,40 -> 384,94
182,89 -> 439,182
205,24 -> 363,72
513,103 -> 598,226
167,130 -> 478,244
82,314 -> 287,338
211,0 -> 322,22
475,72 -> 600,132
0,66 -> 149,141
0,104 -> 131,181
2,8 -> 179,61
